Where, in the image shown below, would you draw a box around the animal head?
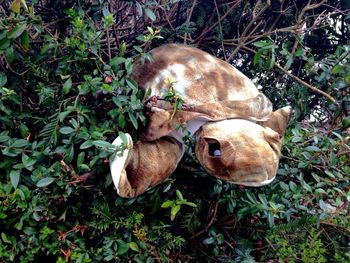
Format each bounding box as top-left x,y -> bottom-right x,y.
195,106 -> 291,186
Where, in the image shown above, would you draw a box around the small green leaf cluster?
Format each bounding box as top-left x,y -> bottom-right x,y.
161,189 -> 197,221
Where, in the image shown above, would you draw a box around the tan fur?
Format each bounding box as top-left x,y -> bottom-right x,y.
112,44 -> 291,197
195,118 -> 285,185
117,137 -> 182,198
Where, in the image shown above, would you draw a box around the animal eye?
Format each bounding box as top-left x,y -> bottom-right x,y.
208,142 -> 221,157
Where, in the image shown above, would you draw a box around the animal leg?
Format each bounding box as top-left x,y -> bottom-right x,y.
110,134 -> 183,198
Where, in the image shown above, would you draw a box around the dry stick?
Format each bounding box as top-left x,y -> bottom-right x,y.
291,0 -> 327,56
184,0 -> 197,44
274,63 -> 338,104
239,45 -> 338,104
194,0 -> 241,43
224,1 -> 331,56
223,24 -> 299,43
214,0 -> 227,60
161,5 -> 175,30
223,18 -> 332,48
267,0 -> 285,32
227,0 -> 271,61
106,28 -> 112,60
223,4 -> 340,58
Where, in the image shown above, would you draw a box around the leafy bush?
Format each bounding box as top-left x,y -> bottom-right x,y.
0,1 -> 349,262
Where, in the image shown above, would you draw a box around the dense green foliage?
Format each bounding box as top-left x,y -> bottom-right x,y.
0,0 -> 349,262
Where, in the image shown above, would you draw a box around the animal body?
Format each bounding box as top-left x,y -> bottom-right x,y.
110,44 -> 291,198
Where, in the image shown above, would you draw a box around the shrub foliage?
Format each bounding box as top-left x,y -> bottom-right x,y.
0,0 -> 349,262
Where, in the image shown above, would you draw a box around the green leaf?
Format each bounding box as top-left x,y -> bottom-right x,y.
0,38 -> 10,50
110,57 -> 126,67
129,242 -> 139,252
21,30 -> 29,50
145,8 -> 156,21
80,140 -> 93,149
305,146 -> 321,152
0,134 -> 10,143
63,78 -> 72,94
253,40 -> 268,47
170,205 -> 181,221
11,139 -> 29,148
134,45 -> 143,53
20,0 -> 29,12
128,112 -> 138,129
117,242 -> 129,255
0,71 -> 7,87
8,22 -> 27,39
22,153 -> 36,170
118,131 -> 128,145
5,47 -> 14,64
36,177 -> 55,188
58,110 -> 72,122
302,182 -> 312,192
253,51 -> 261,66
10,0 -> 21,13
135,2 -> 143,16
285,57 -> 294,70
325,170 -> 335,178
126,79 -> 138,91
203,237 -> 215,245
10,170 -> 20,189
92,140 -> 114,149
59,126 -> 75,135
331,64 -> 343,74
342,117 -> 350,128
289,181 -> 297,192
184,201 -> 197,208
161,200 -> 174,208
1,232 -> 11,244
267,212 -> 274,227
77,152 -> 85,166
176,189 -> 184,200
147,26 -> 154,34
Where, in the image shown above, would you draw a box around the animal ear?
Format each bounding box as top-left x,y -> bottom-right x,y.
262,106 -> 292,136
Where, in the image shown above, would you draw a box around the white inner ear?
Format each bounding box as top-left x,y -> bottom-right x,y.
110,133 -> 133,194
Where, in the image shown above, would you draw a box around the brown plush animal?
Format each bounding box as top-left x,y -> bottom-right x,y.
110,44 -> 291,198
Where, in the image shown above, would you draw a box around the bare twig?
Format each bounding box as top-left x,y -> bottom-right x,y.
237,45 -> 338,104
184,0 -> 197,44
274,63 -> 338,104
194,0 -> 241,44
214,0 -> 227,60
227,0 -> 271,61
106,28 -> 112,60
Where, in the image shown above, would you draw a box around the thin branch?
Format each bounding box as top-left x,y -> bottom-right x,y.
106,28 -> 112,60
184,0 -> 197,44
227,0 -> 271,61
238,45 -> 338,104
194,0 -> 241,43
214,0 -> 227,60
274,63 -> 338,104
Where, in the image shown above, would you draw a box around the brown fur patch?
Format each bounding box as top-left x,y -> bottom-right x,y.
118,137 -> 183,198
